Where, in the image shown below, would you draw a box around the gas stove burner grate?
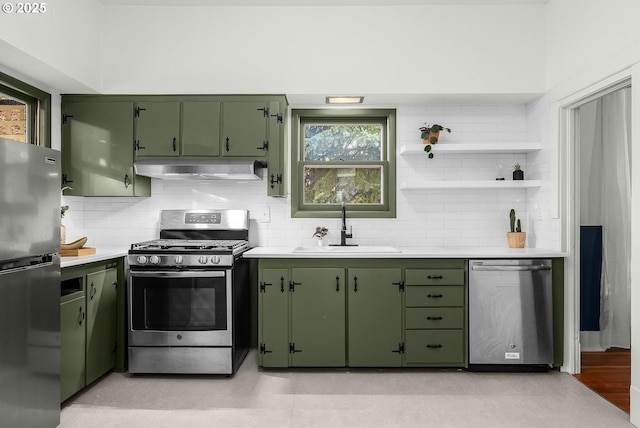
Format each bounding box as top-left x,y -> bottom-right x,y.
131,239 -> 249,252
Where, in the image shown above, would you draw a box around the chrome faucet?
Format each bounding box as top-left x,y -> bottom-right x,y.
332,202 -> 357,247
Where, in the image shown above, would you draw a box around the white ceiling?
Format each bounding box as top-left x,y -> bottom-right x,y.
98,0 -> 548,6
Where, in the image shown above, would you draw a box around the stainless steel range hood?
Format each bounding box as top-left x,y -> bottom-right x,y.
134,159 -> 265,180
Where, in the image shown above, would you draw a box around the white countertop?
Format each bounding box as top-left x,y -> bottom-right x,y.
243,246 -> 567,259
60,247 -> 129,268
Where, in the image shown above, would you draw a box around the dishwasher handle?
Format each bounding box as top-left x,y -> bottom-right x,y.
471,264 -> 551,272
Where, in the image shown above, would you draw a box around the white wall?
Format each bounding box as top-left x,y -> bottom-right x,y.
0,0 -> 103,92
100,4 -> 546,97
544,0 -> 640,424
546,0 -> 640,91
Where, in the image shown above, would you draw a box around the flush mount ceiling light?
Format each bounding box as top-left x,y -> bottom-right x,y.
325,96 -> 364,104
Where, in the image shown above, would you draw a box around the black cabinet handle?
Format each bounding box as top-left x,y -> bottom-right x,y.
426,344 -> 443,349
89,282 -> 96,300
336,276 -> 340,292
353,276 -> 358,293
62,173 -> 74,185
426,316 -> 443,321
427,275 -> 444,280
289,280 -> 301,292
172,137 -> 177,152
280,276 -> 285,293
225,137 -> 230,152
256,141 -> 268,151
78,306 -> 85,326
134,140 -> 146,151
123,174 -> 130,189
427,294 -> 443,299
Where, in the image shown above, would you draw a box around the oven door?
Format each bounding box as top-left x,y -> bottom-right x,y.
128,270 -> 232,347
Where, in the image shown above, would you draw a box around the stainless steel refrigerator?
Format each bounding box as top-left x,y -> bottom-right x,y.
0,138 -> 61,428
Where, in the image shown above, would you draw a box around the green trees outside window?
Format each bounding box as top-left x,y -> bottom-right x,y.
291,109 -> 396,218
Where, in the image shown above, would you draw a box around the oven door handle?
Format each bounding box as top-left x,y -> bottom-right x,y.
130,271 -> 226,278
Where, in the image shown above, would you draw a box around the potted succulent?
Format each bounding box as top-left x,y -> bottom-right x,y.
507,209 -> 526,248
312,226 -> 329,246
513,163 -> 524,180
420,124 -> 451,159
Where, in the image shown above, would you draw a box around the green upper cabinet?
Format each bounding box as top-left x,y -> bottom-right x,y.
221,101 -> 269,158
267,99 -> 286,197
61,98 -> 150,197
290,268 -> 346,367
134,100 -> 221,158
134,101 -> 181,157
182,101 -> 221,156
347,268 -> 403,367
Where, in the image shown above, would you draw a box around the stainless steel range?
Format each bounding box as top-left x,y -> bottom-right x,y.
127,209 -> 251,375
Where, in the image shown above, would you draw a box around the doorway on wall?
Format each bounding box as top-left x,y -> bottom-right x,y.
571,82 -> 631,411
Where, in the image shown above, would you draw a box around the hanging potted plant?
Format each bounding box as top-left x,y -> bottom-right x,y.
419,124 -> 451,159
513,163 -> 524,180
507,208 -> 526,248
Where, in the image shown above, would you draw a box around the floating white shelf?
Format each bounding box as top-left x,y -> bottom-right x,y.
399,143 -> 541,155
400,180 -> 542,190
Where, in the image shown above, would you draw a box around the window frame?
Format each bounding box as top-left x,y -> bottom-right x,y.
0,71 -> 51,147
291,108 -> 396,219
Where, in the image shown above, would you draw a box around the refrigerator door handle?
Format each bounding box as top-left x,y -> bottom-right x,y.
0,256 -> 54,275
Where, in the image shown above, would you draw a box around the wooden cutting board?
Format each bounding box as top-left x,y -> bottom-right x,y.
60,247 -> 96,257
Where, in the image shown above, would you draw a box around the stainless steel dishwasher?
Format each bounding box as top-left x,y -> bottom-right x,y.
468,259 -> 553,370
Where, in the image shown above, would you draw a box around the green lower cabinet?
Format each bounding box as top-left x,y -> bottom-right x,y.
258,269 -> 289,367
404,330 -> 465,365
290,268 -> 346,367
61,259 -> 122,402
85,268 -> 118,385
60,293 -> 86,402
347,268 -> 402,367
257,259 -> 471,369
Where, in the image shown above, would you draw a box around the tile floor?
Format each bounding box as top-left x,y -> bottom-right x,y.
59,350 -> 633,428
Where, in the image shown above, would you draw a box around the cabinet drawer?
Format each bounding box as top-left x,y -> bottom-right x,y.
406,269 -> 465,286
405,307 -> 464,329
405,330 -> 464,365
405,286 -> 465,307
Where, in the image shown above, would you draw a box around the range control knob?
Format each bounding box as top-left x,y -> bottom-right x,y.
198,255 -> 209,265
174,255 -> 183,265
149,255 -> 161,265
210,255 -> 221,264
136,256 -> 148,265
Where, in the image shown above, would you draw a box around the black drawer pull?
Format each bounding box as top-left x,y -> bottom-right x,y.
426,344 -> 443,349
427,294 -> 443,298
427,275 -> 444,280
426,316 -> 443,321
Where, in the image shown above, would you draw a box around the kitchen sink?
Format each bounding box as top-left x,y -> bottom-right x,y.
292,245 -> 402,254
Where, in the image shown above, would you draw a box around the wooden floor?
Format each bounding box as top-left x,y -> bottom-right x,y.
574,348 -> 631,413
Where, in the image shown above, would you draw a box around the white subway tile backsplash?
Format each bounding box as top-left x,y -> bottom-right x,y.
62,102 -> 560,251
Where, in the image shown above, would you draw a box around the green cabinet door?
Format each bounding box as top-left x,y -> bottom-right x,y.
258,269 -> 289,367
85,268 -> 118,385
182,101 -> 221,156
60,293 -> 86,402
134,101 -> 181,157
221,101 -> 268,157
267,99 -> 285,196
347,268 -> 403,367
290,268 -> 346,367
62,100 -> 147,196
